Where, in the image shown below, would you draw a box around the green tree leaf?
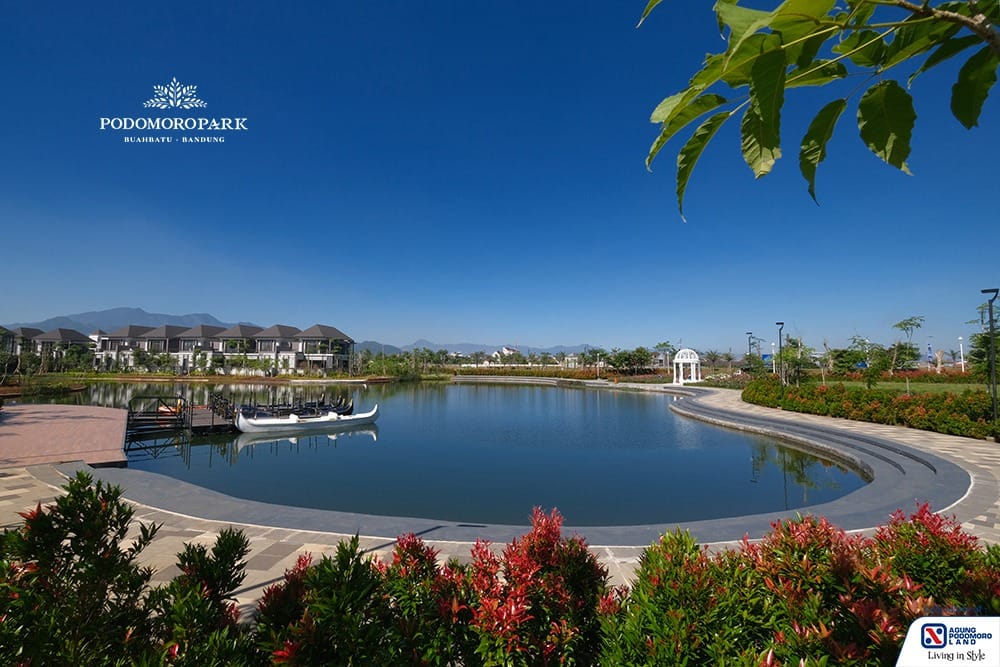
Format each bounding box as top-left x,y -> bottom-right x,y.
676,111 -> 732,221
636,0 -> 665,27
857,80 -> 916,173
799,98 -> 847,202
832,29 -> 886,67
908,35 -> 982,87
786,59 -> 847,87
647,94 -> 729,170
845,0 -> 876,25
741,47 -> 786,177
951,47 -> 999,129
718,2 -> 776,64
769,0 -> 836,66
650,88 -> 701,124
883,14 -> 961,69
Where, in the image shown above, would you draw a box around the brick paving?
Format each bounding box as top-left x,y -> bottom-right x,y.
1,385 -> 998,618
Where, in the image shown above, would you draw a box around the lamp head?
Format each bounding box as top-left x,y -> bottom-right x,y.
982,288 -> 999,302
776,321 -> 784,327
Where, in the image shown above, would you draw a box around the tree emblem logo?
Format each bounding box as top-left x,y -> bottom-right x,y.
143,77 -> 208,109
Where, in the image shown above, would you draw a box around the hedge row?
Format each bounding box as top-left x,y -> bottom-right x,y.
3,473 -> 999,666
742,378 -> 998,439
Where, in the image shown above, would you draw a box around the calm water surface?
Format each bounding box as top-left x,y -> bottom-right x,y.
77,382 -> 865,525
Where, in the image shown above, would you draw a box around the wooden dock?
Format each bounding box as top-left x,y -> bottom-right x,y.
190,405 -> 236,434
125,396 -> 237,440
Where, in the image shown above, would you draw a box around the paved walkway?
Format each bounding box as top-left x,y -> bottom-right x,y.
1,384 -> 998,619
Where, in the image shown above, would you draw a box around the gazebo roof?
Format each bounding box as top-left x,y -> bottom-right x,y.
674,348 -> 700,362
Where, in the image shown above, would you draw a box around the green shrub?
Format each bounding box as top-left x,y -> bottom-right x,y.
0,472 -> 260,666
254,508 -> 609,666
146,527 -> 257,665
5,474 -> 997,665
257,535 -> 392,665
1,472 -> 161,665
600,510 -> 1000,666
742,379 -> 997,439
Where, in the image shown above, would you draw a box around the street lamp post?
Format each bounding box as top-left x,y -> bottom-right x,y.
746,331 -> 753,359
982,288 -> 999,423
958,336 -> 965,373
776,322 -> 784,385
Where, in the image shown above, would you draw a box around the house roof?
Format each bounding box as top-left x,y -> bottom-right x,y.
178,325 -> 225,339
296,324 -> 353,342
34,328 -> 91,344
254,325 -> 301,339
216,324 -> 263,339
141,325 -> 189,339
12,327 -> 43,339
106,325 -> 155,338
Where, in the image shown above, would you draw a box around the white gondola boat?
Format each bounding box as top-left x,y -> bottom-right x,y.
235,404 -> 379,434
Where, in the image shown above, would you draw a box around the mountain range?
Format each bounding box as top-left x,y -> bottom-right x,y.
4,308 -> 591,355
3,307 -> 242,334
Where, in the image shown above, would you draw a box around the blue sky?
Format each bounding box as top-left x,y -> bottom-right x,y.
2,2 -> 996,355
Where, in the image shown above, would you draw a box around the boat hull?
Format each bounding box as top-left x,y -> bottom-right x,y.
235,404 -> 379,434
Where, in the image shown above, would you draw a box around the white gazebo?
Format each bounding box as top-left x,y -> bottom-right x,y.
672,348 -> 702,385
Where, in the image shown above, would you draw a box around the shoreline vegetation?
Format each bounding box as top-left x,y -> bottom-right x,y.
2,364 -> 995,439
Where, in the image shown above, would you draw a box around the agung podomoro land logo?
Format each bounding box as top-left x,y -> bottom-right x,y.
99,77 -> 247,143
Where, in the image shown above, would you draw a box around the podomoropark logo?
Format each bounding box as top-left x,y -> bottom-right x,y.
143,77 -> 208,109
99,76 -> 246,142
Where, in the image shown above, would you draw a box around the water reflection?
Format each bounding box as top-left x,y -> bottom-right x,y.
749,444 -> 859,510
51,382 -> 867,525
235,426 -> 379,452
126,424 -> 379,468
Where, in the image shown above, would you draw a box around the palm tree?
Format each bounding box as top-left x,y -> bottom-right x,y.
702,350 -> 722,374
721,350 -> 735,375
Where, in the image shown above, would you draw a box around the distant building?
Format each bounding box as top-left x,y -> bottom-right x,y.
90,320 -> 355,375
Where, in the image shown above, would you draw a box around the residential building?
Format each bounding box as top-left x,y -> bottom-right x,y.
33,328 -> 92,358
82,320 -> 355,375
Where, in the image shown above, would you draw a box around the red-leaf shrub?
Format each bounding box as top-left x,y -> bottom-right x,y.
601,510 -> 1000,666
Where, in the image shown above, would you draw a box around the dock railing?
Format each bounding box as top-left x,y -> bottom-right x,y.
126,395 -> 190,438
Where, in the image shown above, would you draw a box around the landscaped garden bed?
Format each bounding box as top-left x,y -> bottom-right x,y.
2,473 -> 997,665
742,377 -> 998,439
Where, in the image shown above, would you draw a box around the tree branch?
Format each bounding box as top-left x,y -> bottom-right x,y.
891,0 -> 1000,57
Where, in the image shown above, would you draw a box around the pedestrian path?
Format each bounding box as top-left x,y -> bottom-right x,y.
1,385 -> 997,618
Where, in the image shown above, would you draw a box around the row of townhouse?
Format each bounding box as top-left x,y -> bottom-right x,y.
0,322 -> 355,374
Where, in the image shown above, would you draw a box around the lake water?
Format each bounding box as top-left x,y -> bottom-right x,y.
54,381 -> 868,526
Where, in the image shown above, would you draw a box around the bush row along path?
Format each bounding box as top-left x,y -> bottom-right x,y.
0,381 -> 998,618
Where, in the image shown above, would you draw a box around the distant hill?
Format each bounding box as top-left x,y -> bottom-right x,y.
3,308 -> 592,355
355,340 -> 403,355
3,307 -> 245,334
